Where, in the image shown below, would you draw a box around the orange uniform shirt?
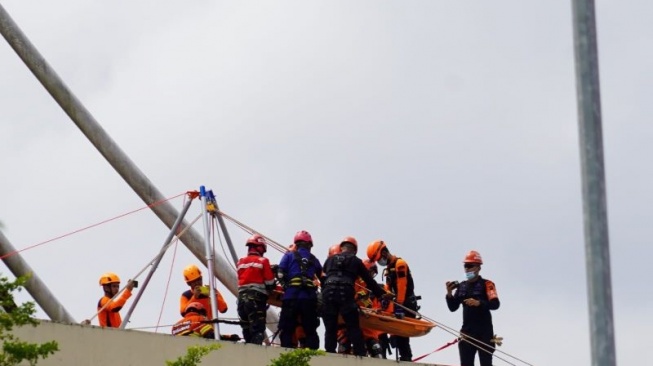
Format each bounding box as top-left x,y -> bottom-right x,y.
179,286 -> 228,319
97,288 -> 132,328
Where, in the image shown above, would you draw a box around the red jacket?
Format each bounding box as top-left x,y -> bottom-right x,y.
237,253 -> 275,294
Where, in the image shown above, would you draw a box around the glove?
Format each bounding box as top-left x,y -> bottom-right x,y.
199,285 -> 210,296
394,308 -> 405,319
381,299 -> 390,310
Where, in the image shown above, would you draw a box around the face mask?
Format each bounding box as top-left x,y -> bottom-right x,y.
465,271 -> 476,280
378,257 -> 388,267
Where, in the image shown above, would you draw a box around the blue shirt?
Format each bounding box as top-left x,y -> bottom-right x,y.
278,247 -> 322,299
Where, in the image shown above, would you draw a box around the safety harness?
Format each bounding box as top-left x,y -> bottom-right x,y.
324,254 -> 356,287
287,251 -> 318,289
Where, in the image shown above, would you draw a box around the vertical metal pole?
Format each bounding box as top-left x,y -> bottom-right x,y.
120,196 -> 195,329
200,186 -> 220,339
206,190 -> 238,265
571,1 -> 617,365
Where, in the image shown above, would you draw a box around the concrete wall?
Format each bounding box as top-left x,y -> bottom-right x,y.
10,320 -> 444,366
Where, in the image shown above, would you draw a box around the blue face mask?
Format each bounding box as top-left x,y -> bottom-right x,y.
465,271 -> 476,280
378,257 -> 388,267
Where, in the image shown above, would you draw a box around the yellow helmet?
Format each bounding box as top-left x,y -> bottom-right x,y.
183,264 -> 202,282
99,272 -> 120,286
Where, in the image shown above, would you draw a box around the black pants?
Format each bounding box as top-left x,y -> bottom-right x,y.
237,291 -> 268,344
459,331 -> 495,366
394,335 -> 412,361
394,297 -> 419,361
278,298 -> 320,349
322,286 -> 367,356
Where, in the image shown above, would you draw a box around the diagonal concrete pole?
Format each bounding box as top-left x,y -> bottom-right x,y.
0,231 -> 76,322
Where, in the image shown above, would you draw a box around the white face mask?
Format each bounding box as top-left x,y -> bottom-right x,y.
465,271 -> 477,280
378,257 -> 388,267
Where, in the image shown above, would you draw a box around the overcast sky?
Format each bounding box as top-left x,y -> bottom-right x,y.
1,1 -> 651,365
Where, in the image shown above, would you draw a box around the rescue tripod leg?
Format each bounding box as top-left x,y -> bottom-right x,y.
120,196 -> 196,329
200,186 -> 222,340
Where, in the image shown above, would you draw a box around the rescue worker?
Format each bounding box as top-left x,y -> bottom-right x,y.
172,302 -> 215,338
96,272 -> 136,328
277,230 -> 322,350
328,244 -> 341,257
338,258 -> 384,357
446,250 -> 500,366
180,264 -> 228,320
367,239 -> 419,361
236,234 -> 275,344
322,236 -> 391,357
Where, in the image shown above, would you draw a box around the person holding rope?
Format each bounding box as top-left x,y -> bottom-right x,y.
367,239 -> 420,361
236,234 -> 276,344
322,237 -> 392,357
96,272 -> 136,328
446,250 -> 500,366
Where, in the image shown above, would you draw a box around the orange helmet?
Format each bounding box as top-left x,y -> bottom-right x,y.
363,258 -> 378,277
99,272 -> 120,286
340,236 -> 358,250
328,244 -> 341,257
184,301 -> 206,316
367,240 -> 387,262
246,234 -> 267,253
183,264 -> 202,282
463,250 -> 483,265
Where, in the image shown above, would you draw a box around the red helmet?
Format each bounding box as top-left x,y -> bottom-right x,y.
328,244 -> 341,257
184,301 -> 207,316
246,234 -> 267,253
367,240 -> 387,262
463,250 -> 483,264
293,230 -> 313,244
340,236 -> 358,251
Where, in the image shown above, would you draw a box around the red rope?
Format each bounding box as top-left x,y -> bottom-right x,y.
0,192 -> 186,259
412,338 -> 459,362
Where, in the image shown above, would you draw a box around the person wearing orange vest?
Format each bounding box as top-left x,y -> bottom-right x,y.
367,240 -> 419,361
96,272 -> 135,328
446,250 -> 500,366
180,264 -> 228,320
172,302 -> 215,339
236,234 -> 275,344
